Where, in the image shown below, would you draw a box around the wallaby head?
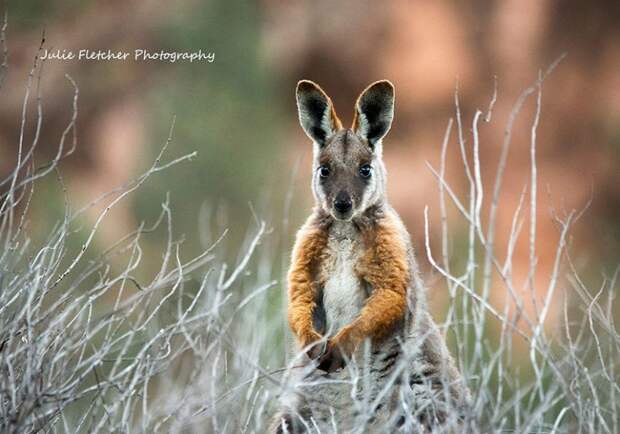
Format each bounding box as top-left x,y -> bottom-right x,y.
296,80 -> 395,221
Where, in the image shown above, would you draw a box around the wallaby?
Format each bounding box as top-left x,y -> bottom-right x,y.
272,80 -> 470,433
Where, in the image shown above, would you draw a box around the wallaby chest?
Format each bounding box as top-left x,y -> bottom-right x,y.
320,222 -> 369,335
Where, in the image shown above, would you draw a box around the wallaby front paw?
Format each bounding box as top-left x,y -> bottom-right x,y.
306,339 -> 326,360
317,346 -> 345,373
300,330 -> 324,360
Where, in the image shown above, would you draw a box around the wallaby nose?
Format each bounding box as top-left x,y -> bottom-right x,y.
333,192 -> 352,214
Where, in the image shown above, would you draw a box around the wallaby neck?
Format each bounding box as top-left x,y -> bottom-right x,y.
312,202 -> 387,235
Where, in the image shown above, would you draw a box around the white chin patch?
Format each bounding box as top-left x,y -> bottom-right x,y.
332,210 -> 353,221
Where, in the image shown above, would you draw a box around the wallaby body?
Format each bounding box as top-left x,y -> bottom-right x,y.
273,80 -> 470,433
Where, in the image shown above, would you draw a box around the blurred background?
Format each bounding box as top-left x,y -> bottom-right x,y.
1,0 -> 619,327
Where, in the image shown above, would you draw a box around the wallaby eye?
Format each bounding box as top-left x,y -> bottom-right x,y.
319,164 -> 330,178
359,164 -> 372,179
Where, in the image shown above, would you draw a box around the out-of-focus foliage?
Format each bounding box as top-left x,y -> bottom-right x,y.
137,1 -> 289,257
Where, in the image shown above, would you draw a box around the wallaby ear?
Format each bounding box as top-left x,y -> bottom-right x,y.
296,80 -> 342,146
352,80 -> 395,147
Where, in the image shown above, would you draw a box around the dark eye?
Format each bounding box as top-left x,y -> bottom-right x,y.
319,165 -> 330,178
359,164 -> 372,178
